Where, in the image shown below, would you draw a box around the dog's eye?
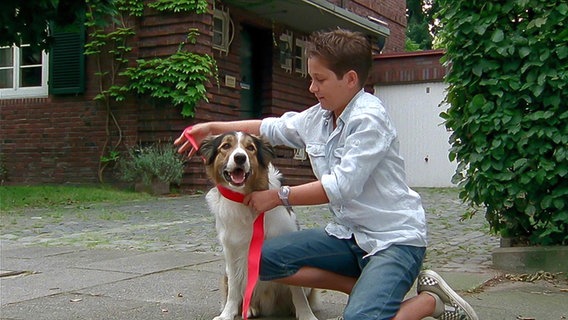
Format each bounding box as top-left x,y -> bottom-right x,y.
246,145 -> 255,152
221,143 -> 231,149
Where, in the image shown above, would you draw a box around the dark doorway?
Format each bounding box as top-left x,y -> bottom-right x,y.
239,25 -> 273,118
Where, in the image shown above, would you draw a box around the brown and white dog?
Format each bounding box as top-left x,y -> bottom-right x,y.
198,131 -> 319,320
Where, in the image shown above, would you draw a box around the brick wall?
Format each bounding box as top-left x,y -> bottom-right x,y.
371,50 -> 447,85
0,0 -> 408,191
347,0 -> 407,52
0,96 -> 138,185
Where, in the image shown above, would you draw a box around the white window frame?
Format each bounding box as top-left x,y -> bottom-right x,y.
294,37 -> 308,77
0,44 -> 49,99
212,8 -> 233,55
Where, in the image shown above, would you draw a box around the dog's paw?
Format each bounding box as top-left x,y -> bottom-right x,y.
248,306 -> 260,317
212,315 -> 234,320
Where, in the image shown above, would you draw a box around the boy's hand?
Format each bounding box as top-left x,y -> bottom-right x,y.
244,189 -> 280,216
174,124 -> 209,159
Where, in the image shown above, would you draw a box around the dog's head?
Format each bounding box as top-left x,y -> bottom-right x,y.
198,131 -> 275,193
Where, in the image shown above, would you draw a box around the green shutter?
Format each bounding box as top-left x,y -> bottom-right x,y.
49,19 -> 85,95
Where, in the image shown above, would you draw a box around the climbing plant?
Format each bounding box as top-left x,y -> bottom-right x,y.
84,0 -> 140,182
148,0 -> 208,13
437,0 -> 568,245
83,0 -> 215,181
111,29 -> 217,117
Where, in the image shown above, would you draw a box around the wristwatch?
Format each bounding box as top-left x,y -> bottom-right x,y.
278,186 -> 291,207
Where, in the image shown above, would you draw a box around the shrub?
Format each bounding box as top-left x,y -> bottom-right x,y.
119,143 -> 185,186
438,0 -> 568,245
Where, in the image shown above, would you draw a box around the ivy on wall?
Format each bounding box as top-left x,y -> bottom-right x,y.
111,30 -> 217,117
438,1 -> 567,245
84,0 -> 215,181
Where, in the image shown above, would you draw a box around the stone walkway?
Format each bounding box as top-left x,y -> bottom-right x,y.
0,188 -> 499,273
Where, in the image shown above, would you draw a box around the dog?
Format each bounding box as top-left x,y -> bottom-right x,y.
198,131 -> 319,320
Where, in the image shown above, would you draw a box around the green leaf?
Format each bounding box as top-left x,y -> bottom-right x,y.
491,29 -> 504,42
556,46 -> 568,59
513,158 -> 528,171
519,47 -> 531,58
553,199 -> 565,210
471,94 -> 486,109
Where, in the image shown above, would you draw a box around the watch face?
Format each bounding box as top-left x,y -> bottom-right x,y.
279,186 -> 289,198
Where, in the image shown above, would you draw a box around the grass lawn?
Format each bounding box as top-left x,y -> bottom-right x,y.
0,185 -> 152,211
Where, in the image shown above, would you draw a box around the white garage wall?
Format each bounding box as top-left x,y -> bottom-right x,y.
374,82 -> 457,187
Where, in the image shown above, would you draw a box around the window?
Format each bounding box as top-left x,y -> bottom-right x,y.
279,32 -> 293,73
0,45 -> 49,99
0,18 -> 85,99
212,8 -> 233,54
294,38 -> 307,77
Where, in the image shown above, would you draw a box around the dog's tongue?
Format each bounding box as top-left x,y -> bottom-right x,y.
230,169 -> 246,184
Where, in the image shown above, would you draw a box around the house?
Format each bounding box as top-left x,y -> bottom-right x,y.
0,0 -> 408,191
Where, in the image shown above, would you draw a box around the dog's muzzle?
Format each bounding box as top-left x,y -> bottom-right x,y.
223,153 -> 251,186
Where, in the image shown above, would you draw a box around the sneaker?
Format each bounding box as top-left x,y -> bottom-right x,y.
417,270 -> 479,320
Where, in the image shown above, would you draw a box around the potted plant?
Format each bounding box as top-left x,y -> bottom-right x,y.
118,142 -> 185,195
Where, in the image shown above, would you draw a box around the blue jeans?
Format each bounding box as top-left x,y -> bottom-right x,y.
260,228 -> 425,320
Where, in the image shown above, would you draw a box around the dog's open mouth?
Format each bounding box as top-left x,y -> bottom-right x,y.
223,168 -> 250,186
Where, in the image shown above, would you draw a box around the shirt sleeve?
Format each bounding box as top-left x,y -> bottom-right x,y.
321,109 -> 397,205
260,110 -> 310,149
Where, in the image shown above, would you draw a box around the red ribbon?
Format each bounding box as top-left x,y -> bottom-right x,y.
184,125 -> 263,320
183,125 -> 200,151
216,184 -> 264,320
183,126 -> 206,162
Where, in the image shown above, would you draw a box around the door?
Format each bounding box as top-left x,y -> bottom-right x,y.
239,25 -> 272,118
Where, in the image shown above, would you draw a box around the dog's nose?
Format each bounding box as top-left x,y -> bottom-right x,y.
234,153 -> 247,165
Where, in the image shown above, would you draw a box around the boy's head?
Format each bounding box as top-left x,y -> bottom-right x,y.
307,29 -> 372,88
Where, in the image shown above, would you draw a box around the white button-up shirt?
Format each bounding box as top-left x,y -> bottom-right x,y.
260,90 -> 427,257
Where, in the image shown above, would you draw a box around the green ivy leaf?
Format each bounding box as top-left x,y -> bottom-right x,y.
491,29 -> 504,42
519,47 -> 531,58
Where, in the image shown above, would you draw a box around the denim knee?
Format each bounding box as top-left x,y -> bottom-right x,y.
259,233 -> 299,281
343,245 -> 425,320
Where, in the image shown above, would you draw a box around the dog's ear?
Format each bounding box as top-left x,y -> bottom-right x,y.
254,135 -> 275,168
198,134 -> 222,165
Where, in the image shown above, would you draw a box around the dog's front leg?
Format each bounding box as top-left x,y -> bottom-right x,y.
290,286 -> 319,320
213,255 -> 243,320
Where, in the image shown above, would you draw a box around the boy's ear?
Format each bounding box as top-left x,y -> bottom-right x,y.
346,70 -> 359,88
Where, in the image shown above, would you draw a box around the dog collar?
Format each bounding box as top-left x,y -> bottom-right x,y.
216,184 -> 245,203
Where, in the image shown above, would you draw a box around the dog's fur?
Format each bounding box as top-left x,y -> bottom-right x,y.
199,131 -> 319,320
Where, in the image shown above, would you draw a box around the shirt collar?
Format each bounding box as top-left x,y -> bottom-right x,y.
336,89 -> 365,127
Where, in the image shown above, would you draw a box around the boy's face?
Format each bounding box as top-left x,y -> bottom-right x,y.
307,56 -> 359,117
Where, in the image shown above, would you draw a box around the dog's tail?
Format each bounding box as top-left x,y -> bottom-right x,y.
267,163 -> 283,190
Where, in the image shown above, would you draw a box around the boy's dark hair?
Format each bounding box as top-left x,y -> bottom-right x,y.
307,28 -> 372,87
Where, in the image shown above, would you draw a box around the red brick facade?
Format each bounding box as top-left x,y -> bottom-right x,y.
341,0 -> 407,53
371,50 -> 447,85
0,0 -> 408,191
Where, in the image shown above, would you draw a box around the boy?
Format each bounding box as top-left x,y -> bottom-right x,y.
175,29 -> 478,320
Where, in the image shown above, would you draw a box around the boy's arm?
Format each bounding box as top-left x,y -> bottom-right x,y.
174,120 -> 262,157
289,181 -> 329,206
244,180 -> 329,216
